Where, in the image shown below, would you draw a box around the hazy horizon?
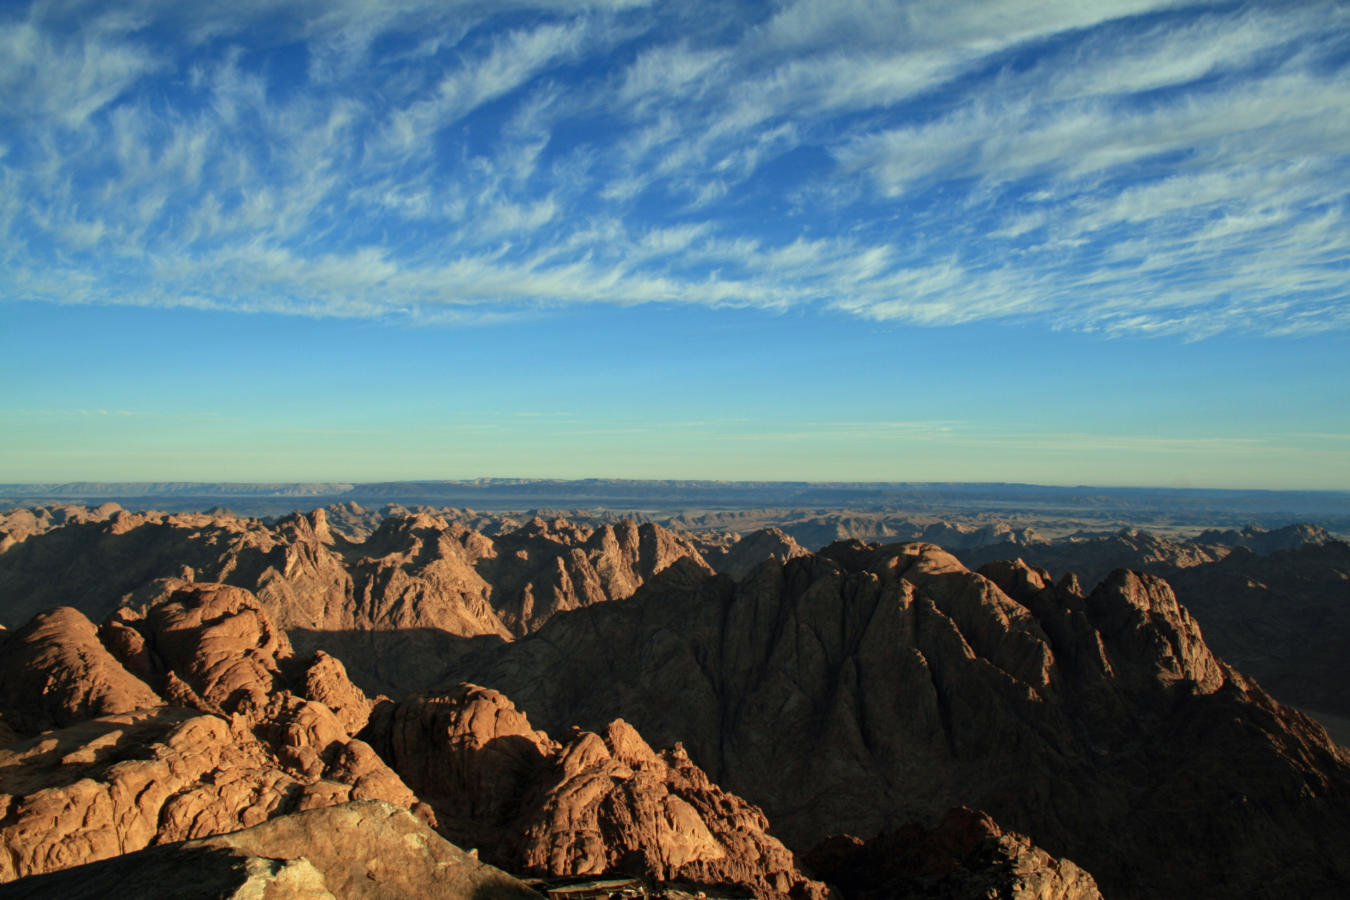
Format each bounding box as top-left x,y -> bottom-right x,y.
4,476 -> 1350,494
4,2 -> 1348,490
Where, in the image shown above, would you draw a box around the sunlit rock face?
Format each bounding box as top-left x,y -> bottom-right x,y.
0,583 -> 425,884
0,580 -> 821,898
362,684 -> 830,899
0,507 -> 711,640
0,801 -> 542,900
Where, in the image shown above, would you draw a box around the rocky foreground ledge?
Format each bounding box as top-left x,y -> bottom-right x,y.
0,801 -> 538,899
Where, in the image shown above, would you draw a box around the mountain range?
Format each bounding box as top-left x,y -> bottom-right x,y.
0,503 -> 1347,898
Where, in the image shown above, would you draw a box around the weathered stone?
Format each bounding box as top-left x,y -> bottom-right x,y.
0,607 -> 162,734
0,801 -> 537,899
366,686 -> 827,898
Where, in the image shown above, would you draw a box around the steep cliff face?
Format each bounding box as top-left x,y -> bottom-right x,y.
440,544 -> 1350,900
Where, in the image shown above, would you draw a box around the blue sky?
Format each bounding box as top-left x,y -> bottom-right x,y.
2,0 -> 1348,488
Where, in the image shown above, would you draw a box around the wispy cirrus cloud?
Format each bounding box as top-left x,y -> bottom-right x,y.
1,0 -> 1347,339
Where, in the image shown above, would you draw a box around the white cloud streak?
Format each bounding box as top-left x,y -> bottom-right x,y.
1,0 -> 1347,339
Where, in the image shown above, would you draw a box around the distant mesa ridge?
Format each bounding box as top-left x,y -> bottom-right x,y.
4,478 -> 1348,501
2,479 -> 1346,528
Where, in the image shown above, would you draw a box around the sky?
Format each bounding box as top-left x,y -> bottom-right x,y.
1,0 -> 1348,489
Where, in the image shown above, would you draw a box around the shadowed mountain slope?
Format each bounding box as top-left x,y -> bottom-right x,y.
956,528 -> 1350,723
431,543 -> 1350,900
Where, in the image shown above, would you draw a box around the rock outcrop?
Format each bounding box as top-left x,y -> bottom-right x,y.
0,584 -> 427,884
805,806 -> 1103,900
4,508 -> 1350,899
0,607 -> 162,733
364,685 -> 828,899
0,801 -> 540,899
702,527 -> 810,580
0,580 -> 822,899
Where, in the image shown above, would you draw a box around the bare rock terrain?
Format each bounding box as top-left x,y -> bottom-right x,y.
957,526 -> 1350,722
0,800 -> 540,899
2,505 -> 1350,898
0,507 -> 709,642
805,806 -> 1102,900
0,566 -> 824,897
436,543 -> 1350,899
363,685 -> 827,898
0,583 -> 427,883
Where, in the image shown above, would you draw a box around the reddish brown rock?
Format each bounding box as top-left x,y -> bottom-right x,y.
0,503 -> 127,554
0,801 -> 539,899
0,607 -> 162,734
365,685 -> 826,898
963,529 -> 1350,730
0,583 -> 429,884
0,702 -> 424,885
5,508 -> 1350,899
0,508 -> 712,672
143,584 -> 292,717
0,709 -> 297,881
366,684 -> 556,857
518,720 -> 828,899
303,651 -> 375,736
1084,568 -> 1224,693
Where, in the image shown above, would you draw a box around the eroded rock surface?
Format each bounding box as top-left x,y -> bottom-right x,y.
0,607 -> 162,733
0,508 -> 712,648
439,543 -> 1350,900
0,584 -> 426,884
365,685 -> 828,899
0,801 -> 538,900
4,509 -> 1350,899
